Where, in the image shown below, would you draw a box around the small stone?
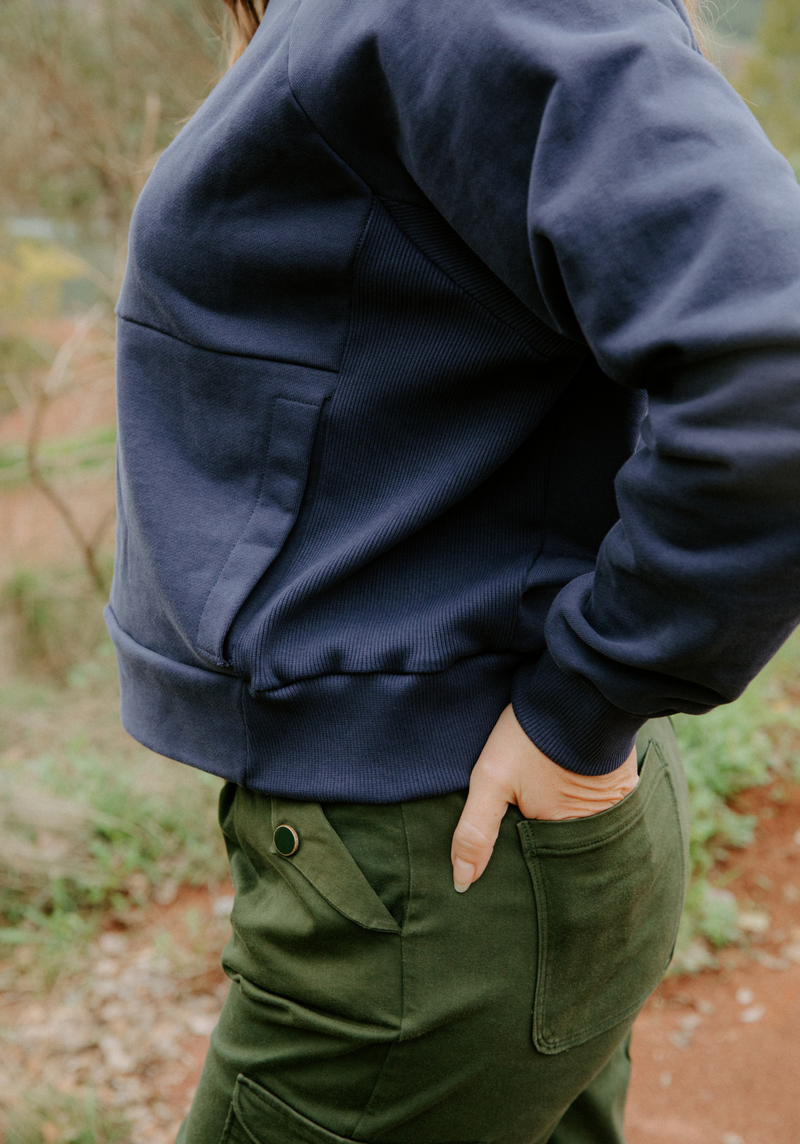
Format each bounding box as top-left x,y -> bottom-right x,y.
100,1034 -> 136,1073
782,943 -> 800,964
98,933 -> 128,956
125,872 -> 150,898
94,958 -> 121,978
154,879 -> 178,906
695,998 -> 715,1016
738,912 -> 770,936
212,895 -> 234,918
753,951 -> 789,971
793,828 -> 800,847
659,1071 -> 672,1088
187,1013 -> 218,1037
782,883 -> 800,903
735,987 -> 754,1006
721,1134 -> 745,1144
671,939 -> 716,975
739,1004 -> 766,1024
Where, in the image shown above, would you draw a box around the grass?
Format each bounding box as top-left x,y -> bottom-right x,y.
0,628 -> 227,982
670,630 -> 800,968
0,426 -> 117,490
1,565 -> 113,678
4,1087 -> 130,1144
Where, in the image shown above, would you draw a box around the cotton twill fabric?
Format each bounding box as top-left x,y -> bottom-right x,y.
176,719 -> 688,1144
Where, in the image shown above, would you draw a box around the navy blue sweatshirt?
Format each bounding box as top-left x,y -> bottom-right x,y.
108,0 -> 800,802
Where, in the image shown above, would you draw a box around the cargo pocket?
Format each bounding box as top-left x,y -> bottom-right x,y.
219,1075 -> 366,1144
517,722 -> 689,1055
197,396 -> 322,665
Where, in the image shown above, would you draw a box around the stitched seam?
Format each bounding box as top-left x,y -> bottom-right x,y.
507,433 -> 554,652
399,801 -> 411,933
116,314 -> 339,373
252,650 -> 519,693
196,396 -> 281,659
533,743 -> 683,1051
380,199 -> 574,361
285,13 -> 575,363
522,828 -> 550,1054
350,807 -> 409,1137
530,766 -> 663,856
336,194 -> 377,380
197,396 -> 323,662
239,680 -> 254,789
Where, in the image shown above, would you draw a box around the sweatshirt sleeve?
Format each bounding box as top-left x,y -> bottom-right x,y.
386,0 -> 800,773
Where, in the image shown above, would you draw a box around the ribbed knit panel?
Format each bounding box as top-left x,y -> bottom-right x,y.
231,200 -> 579,689
512,650 -> 644,776
383,201 -> 579,361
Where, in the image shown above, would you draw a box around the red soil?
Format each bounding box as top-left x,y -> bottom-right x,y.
626,779 -> 800,1144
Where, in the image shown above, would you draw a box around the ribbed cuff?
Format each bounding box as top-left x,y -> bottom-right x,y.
511,650 -> 644,775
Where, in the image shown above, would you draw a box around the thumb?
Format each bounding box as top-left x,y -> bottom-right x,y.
451,764 -> 511,893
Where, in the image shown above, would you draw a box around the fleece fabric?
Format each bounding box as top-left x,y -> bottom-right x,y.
109,0 -> 800,799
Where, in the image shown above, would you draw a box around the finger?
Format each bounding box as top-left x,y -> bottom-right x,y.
451,764 -> 510,892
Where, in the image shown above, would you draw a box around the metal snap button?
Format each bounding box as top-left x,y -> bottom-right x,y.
273,824 -> 300,856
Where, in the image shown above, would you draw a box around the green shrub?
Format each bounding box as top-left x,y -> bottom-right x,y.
670,630 -> 800,966
1,566 -> 111,679
4,1087 -> 129,1144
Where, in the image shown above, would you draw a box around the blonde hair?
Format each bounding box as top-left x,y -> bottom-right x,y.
221,0 -> 267,64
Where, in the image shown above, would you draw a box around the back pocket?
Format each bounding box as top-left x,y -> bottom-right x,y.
197,397 -> 322,664
517,722 -> 689,1055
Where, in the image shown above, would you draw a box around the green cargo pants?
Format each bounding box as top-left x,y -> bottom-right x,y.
177,718 -> 689,1144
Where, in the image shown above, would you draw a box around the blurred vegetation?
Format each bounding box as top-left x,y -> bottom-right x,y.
738,0 -> 800,175
5,1086 -> 130,1144
0,0 -> 223,245
0,639 -> 227,984
0,0 -> 231,1012
671,632 -> 800,967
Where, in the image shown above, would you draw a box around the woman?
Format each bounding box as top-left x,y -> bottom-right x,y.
107,0 -> 800,1139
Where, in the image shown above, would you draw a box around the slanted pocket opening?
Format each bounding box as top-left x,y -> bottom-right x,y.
222,1076 -> 482,1144
517,731 -> 688,1055
222,1076 -> 363,1144
197,397 -> 322,665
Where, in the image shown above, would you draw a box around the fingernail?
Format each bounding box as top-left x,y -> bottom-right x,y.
453,858 -> 474,893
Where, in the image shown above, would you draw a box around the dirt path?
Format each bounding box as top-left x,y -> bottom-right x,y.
0,888 -> 232,1144
627,778 -> 800,1144
2,780 -> 800,1143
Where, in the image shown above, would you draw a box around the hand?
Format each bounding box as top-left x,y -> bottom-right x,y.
450,704 -> 639,892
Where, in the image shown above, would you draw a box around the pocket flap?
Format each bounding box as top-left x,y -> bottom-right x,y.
269,797 -> 401,934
